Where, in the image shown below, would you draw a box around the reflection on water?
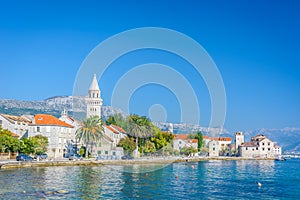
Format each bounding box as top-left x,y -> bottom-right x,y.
0,159 -> 299,199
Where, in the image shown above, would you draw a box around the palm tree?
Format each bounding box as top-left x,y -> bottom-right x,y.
126,114 -> 154,157
75,116 -> 104,157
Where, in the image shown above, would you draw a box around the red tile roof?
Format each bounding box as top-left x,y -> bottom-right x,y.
241,141 -> 258,147
35,114 -> 74,128
1,114 -> 31,124
110,124 -> 126,133
174,134 -> 189,140
105,125 -> 118,133
210,137 -> 232,142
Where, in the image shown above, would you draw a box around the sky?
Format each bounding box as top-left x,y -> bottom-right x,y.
0,0 -> 299,132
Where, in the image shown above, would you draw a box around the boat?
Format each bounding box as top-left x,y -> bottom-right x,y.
275,155 -> 286,161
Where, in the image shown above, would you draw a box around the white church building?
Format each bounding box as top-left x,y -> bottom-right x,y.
83,74 -> 126,159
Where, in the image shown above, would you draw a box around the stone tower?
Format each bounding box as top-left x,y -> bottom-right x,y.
234,132 -> 244,151
86,74 -> 103,118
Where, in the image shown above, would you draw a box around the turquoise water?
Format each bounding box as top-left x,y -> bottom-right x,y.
0,159 -> 299,199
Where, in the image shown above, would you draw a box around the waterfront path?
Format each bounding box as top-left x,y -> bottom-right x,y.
0,156 -> 274,169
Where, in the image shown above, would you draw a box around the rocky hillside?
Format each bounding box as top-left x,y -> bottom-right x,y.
0,96 -> 127,120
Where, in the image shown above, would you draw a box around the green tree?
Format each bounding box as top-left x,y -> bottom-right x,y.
180,146 -> 198,156
0,126 -> 21,153
196,131 -> 204,152
118,136 -> 136,153
20,137 -> 35,154
106,113 -> 128,130
32,135 -> 48,154
76,116 -> 104,157
187,131 -> 204,152
126,114 -> 154,157
143,140 -> 156,153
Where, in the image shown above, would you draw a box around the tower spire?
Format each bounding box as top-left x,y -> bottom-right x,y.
86,74 -> 102,118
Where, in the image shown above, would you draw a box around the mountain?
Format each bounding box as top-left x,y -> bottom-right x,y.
0,96 -> 127,120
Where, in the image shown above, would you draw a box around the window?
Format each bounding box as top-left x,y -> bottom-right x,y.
252,148 -> 254,151
262,143 -> 265,146
268,148 -> 270,151
37,127 -> 40,132
213,147 -> 215,151
179,141 -> 181,144
262,148 -> 265,151
256,147 -> 258,150
0,120 -> 2,125
98,150 -> 101,155
105,151 -> 108,155
268,142 -> 270,146
113,152 -> 116,156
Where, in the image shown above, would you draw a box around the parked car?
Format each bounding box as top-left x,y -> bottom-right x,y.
34,153 -> 48,160
16,154 -> 34,161
121,155 -> 133,160
69,154 -> 83,161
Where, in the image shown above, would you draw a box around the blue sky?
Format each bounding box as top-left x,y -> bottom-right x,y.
0,0 -> 299,132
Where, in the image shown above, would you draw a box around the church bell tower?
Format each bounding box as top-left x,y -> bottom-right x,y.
86,74 -> 103,118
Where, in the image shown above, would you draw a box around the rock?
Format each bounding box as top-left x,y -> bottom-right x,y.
45,191 -> 54,195
56,190 -> 68,194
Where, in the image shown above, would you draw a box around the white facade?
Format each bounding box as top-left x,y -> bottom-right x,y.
95,125 -> 126,159
173,134 -> 198,152
235,132 -> 244,151
239,134 -> 276,158
0,114 -> 31,138
208,140 -> 220,157
0,113 -> 75,159
204,136 -> 232,157
273,145 -> 282,157
86,74 -> 103,118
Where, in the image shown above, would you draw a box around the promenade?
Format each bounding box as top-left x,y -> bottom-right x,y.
0,156 -> 274,169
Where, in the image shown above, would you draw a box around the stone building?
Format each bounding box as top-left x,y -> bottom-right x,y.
238,134 -> 279,158
0,113 -> 75,158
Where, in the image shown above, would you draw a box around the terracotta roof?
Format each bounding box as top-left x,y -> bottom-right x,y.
1,114 -> 31,124
191,139 -> 198,143
210,137 -> 232,142
174,134 -> 189,140
241,141 -> 258,147
35,114 -> 74,128
105,125 -> 118,133
110,124 -> 126,133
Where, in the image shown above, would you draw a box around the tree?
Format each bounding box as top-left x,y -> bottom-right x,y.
143,140 -> 156,153
151,130 -> 174,150
32,135 -> 48,154
180,147 -> 198,156
126,114 -> 154,157
106,113 -> 128,130
196,131 -> 204,152
117,136 -> 136,153
0,126 -> 21,153
187,131 -> 204,152
76,116 -> 104,157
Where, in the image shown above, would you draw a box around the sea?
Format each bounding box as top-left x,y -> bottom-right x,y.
0,158 -> 299,199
